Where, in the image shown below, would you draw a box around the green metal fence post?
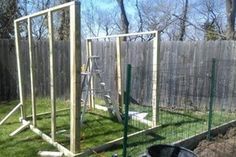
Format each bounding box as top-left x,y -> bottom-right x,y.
207,58 -> 217,140
123,64 -> 132,157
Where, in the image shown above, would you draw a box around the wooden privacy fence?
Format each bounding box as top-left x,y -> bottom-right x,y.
1,40 -> 236,107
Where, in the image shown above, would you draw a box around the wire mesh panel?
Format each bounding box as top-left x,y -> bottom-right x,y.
157,61 -> 212,143
193,60 -> 236,157
125,65 -> 157,156
124,59 -> 236,157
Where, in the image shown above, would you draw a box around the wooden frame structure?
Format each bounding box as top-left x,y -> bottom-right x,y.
0,1 -> 81,156
0,3 -> 161,154
86,30 -> 161,127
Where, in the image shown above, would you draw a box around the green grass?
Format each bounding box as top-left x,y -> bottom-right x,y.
101,104 -> 236,156
0,98 -> 145,157
0,100 -> 56,157
0,99 -> 236,157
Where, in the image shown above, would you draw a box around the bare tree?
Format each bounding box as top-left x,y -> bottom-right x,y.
82,1 -> 101,37
17,0 -> 52,40
178,0 -> 188,41
82,1 -> 119,38
58,0 -> 71,40
200,0 -> 223,40
116,0 -> 129,40
135,0 -> 143,32
99,9 -> 119,36
226,0 -> 236,39
0,0 -> 17,38
139,0 -> 178,40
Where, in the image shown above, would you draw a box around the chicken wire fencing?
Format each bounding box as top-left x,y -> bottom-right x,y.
122,59 -> 236,157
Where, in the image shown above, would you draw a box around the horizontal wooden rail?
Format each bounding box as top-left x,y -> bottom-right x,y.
86,31 -> 157,40
26,108 -> 70,119
22,120 -> 74,157
75,125 -> 161,157
15,1 -> 75,22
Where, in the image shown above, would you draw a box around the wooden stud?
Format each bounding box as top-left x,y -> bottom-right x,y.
156,31 -> 161,124
21,120 -> 74,157
9,120 -> 30,136
38,151 -> 63,157
26,108 -> 69,119
70,1 -> 81,153
75,125 -> 161,157
14,21 -> 25,119
0,103 -> 22,125
151,31 -> 161,127
116,37 -> 123,113
28,17 -> 37,127
89,40 -> 95,109
15,1 -> 75,22
48,11 -> 56,141
87,30 -> 157,40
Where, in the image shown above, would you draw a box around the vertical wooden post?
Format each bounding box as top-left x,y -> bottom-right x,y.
48,11 -> 56,141
116,37 -> 123,113
28,17 -> 36,126
15,21 -> 25,119
86,39 -> 95,109
70,1 -> 81,153
152,31 -> 161,127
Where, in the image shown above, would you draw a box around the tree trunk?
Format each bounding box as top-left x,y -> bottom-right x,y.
136,0 -> 143,33
178,0 -> 188,41
226,0 -> 236,39
116,0 -> 129,41
58,0 -> 71,40
0,0 -> 17,38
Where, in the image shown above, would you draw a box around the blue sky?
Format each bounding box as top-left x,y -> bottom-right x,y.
19,0 -> 227,40
80,0 -> 136,15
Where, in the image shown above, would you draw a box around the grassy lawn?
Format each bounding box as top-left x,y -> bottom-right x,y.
0,99 -> 236,157
102,104 -> 236,156
0,98 -> 145,157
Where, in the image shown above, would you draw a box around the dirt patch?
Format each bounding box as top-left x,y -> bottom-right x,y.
194,127 -> 236,157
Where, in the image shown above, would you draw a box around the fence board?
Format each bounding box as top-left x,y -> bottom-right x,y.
1,40 -> 236,110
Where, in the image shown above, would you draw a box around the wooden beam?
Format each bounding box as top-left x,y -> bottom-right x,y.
0,103 -> 22,125
14,21 -> 25,119
28,17 -> 37,127
70,1 -> 81,153
156,31 -> 161,124
38,151 -> 63,157
75,125 -> 161,157
21,120 -> 74,157
48,11 -> 56,142
151,31 -> 161,127
86,30 -> 157,40
9,120 -> 30,136
14,1 -> 75,22
26,108 -> 69,119
116,37 -> 123,113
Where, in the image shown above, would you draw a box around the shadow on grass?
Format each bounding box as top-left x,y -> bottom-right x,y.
0,134 -> 42,149
160,109 -> 205,121
27,111 -> 70,121
2,121 -> 21,126
106,134 -> 165,152
86,112 -> 120,123
161,118 -> 204,128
